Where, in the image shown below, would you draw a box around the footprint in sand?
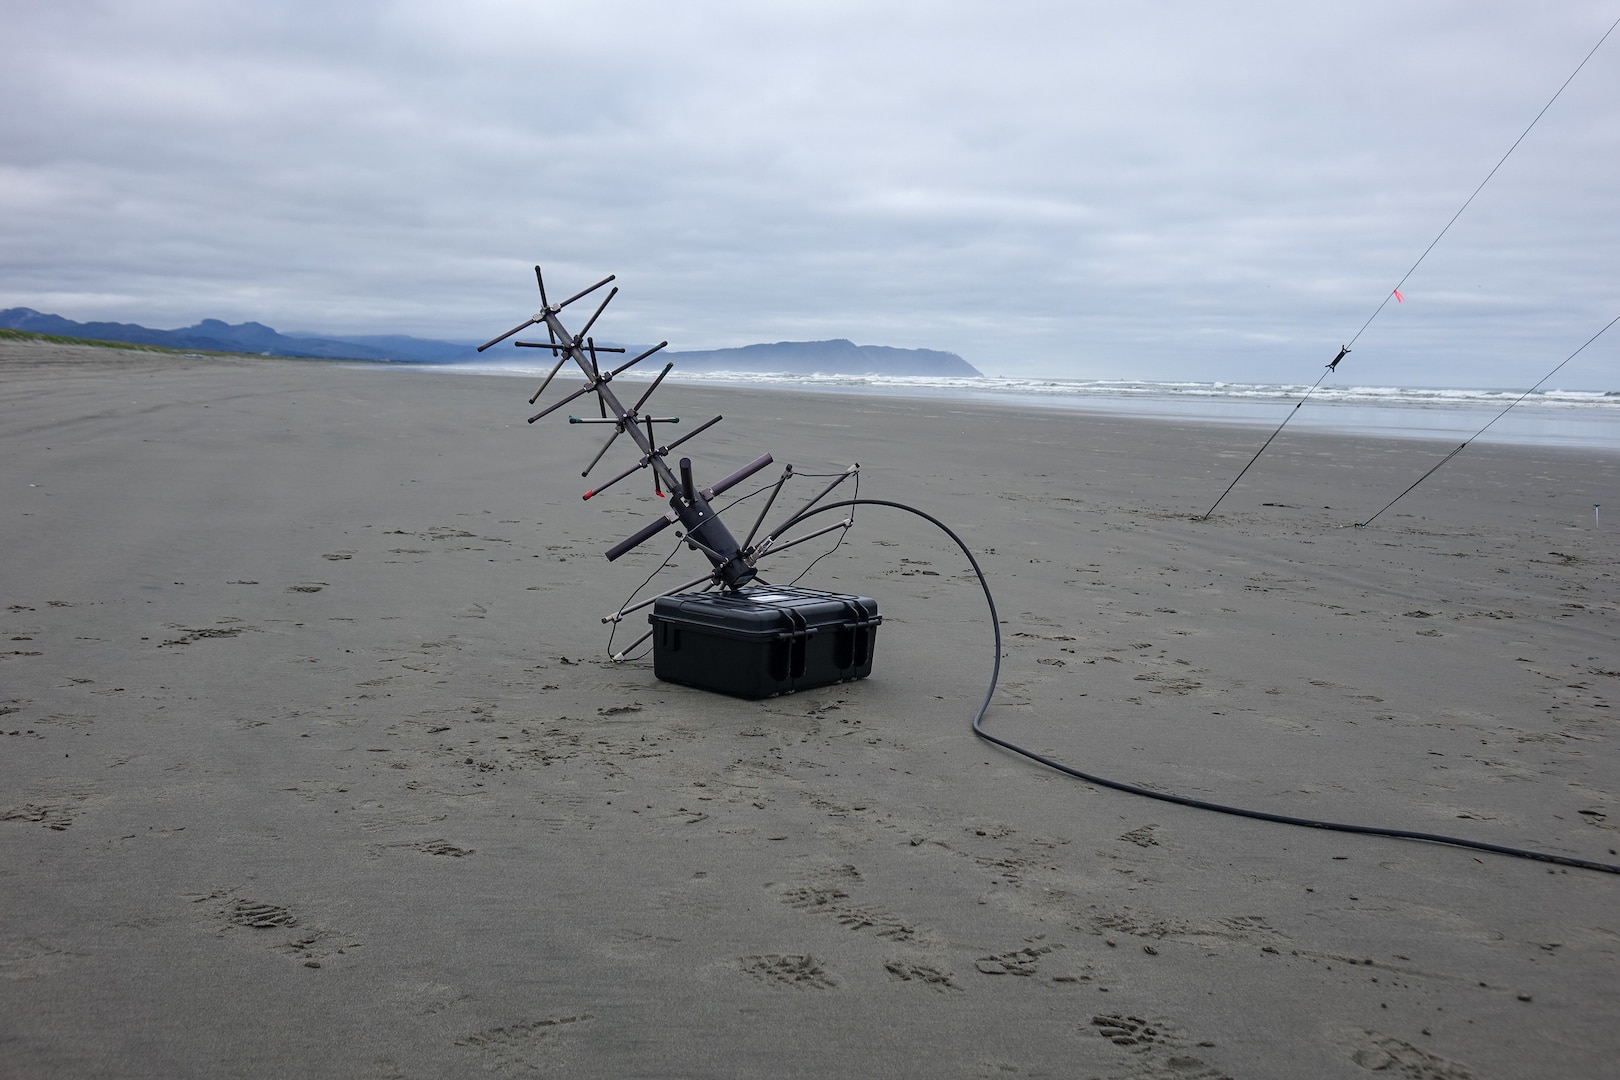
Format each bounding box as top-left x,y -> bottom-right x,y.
2,789 -> 90,831
0,938 -> 86,980
884,959 -> 962,991
779,880 -> 923,943
455,1013 -> 593,1073
1088,1013 -> 1228,1078
1118,824 -> 1161,848
202,893 -> 361,967
1097,910 -> 1282,952
975,943 -> 1059,976
225,898 -> 297,929
738,954 -> 837,989
1347,1030 -> 1477,1079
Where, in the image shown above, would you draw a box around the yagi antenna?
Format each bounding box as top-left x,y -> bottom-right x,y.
482,270 -> 773,590
481,265 -> 879,702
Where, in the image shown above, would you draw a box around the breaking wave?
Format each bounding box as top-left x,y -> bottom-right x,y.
658,371 -> 1619,409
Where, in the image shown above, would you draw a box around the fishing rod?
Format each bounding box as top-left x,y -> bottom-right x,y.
1354,311 -> 1620,528
1203,14 -> 1620,520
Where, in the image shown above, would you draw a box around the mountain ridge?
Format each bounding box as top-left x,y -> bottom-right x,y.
0,309 -> 980,375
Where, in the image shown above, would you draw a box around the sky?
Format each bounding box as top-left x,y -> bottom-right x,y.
3,1 -> 1618,388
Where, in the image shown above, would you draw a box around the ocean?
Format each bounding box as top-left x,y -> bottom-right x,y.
422,362 -> 1620,452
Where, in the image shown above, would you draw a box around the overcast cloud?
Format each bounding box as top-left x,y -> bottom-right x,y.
3,1 -> 1617,386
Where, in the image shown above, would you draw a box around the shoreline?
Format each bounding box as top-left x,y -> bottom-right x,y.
398,359 -> 1620,453
3,340 -> 1616,1078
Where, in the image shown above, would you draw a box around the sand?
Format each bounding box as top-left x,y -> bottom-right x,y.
2,337 -> 1616,1079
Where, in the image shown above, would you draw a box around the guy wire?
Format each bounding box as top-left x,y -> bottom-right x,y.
602,471 -> 860,658
1203,14 -> 1620,520
1346,13 -> 1620,352
604,475 -> 782,660
605,533 -> 685,661
1200,366 -> 1332,520
1356,310 -> 1620,528
786,469 -> 859,586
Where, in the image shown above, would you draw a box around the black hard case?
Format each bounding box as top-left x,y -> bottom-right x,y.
649,585 -> 881,699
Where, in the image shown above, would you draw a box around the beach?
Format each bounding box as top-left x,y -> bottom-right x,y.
2,337 -> 1616,1078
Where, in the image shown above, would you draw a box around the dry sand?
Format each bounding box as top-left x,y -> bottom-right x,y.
2,337 -> 1616,1078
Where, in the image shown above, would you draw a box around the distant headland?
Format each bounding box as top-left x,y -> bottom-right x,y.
0,308 -> 980,377
664,339 -> 979,377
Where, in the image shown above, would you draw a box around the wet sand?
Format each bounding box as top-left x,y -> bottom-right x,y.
2,337 -> 1616,1078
